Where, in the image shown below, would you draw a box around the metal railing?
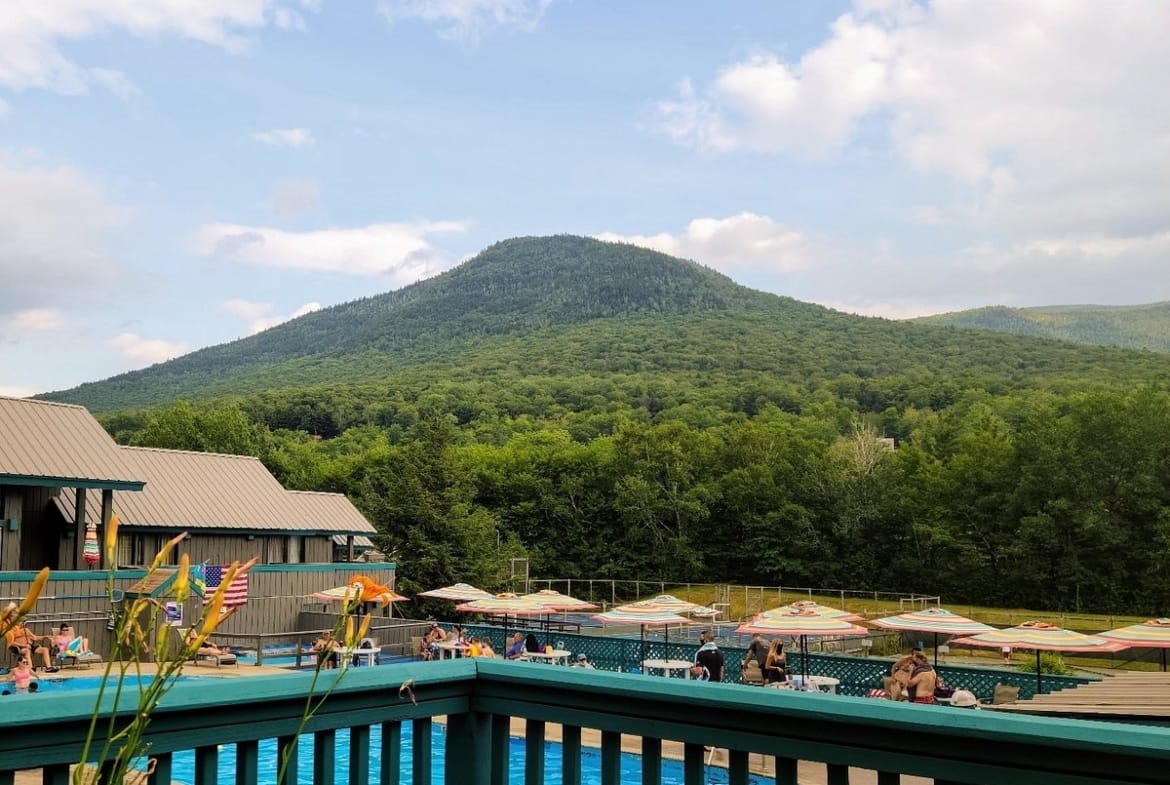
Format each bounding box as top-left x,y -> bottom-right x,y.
2,660 -> 1165,785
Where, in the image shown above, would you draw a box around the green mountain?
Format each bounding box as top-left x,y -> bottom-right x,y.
915,303 -> 1170,353
41,235 -> 1170,414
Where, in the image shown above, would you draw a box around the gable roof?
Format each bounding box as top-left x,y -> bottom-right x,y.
0,397 -> 146,490
55,447 -> 375,535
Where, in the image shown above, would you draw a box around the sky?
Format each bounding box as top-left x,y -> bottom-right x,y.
2,1 -> 1169,397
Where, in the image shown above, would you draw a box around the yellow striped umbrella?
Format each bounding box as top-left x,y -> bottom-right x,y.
418,583 -> 494,602
1098,618 -> 1170,671
456,593 -> 560,643
871,607 -> 996,666
738,605 -> 869,682
952,620 -> 1127,691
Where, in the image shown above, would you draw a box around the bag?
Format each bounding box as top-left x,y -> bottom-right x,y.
934,683 -> 956,699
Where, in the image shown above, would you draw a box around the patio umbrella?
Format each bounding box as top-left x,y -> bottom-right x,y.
418,583 -> 494,602
1098,618 -> 1170,671
613,599 -> 702,657
521,589 -> 597,635
83,521 -> 100,567
737,605 -> 869,682
871,607 -> 997,667
591,607 -> 693,662
952,620 -> 1128,692
310,584 -> 409,605
455,593 -> 559,644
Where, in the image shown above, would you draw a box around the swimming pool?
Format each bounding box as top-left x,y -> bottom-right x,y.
29,675 -> 205,694
158,725 -> 774,785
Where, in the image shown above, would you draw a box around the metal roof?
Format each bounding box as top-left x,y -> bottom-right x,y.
0,396 -> 145,489
55,447 -> 375,535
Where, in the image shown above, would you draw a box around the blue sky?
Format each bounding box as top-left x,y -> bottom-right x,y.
2,1 -> 1168,396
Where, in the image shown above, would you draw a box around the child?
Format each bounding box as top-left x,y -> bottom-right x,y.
6,657 -> 36,693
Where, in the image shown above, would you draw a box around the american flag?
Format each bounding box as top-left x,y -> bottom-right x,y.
203,564 -> 250,608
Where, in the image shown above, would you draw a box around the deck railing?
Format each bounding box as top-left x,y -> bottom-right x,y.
2,659 -> 1166,785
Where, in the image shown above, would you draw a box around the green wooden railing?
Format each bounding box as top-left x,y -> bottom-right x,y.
2,660 -> 1166,785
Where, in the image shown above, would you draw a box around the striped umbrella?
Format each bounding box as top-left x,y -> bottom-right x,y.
1098,618 -> 1170,671
738,605 -> 869,681
759,600 -> 864,622
636,595 -> 707,615
521,589 -> 598,610
592,607 -> 694,662
456,593 -> 560,643
952,620 -> 1128,692
82,522 -> 100,567
418,583 -> 494,602
871,607 -> 997,666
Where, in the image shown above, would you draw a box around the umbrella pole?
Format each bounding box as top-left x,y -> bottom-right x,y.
802,635 -> 809,682
664,625 -> 669,660
933,632 -> 939,668
1036,649 -> 1042,694
1163,649 -> 1167,673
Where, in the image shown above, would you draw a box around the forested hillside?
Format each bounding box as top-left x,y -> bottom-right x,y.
42,235 -> 1170,617
917,302 -> 1170,353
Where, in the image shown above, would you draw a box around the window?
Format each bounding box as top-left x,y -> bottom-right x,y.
116,534 -> 176,567
266,536 -> 305,564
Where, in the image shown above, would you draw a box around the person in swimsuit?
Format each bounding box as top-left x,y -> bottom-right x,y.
763,639 -> 788,685
6,657 -> 36,693
908,651 -> 938,704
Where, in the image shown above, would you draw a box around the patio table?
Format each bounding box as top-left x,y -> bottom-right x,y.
642,658 -> 694,678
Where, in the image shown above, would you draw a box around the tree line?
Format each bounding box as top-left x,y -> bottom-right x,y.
109,386 -> 1170,617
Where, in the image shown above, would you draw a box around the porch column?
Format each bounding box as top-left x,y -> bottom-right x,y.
73,489 -> 87,570
346,535 -> 355,563
100,489 -> 113,569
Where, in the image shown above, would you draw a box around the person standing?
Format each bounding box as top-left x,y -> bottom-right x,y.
743,633 -> 768,671
694,630 -> 724,682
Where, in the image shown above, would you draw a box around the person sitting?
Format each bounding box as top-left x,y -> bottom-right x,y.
467,637 -> 483,657
907,651 -> 938,704
479,638 -> 497,658
7,621 -> 56,672
763,639 -> 788,685
5,656 -> 37,692
54,624 -> 92,657
524,633 -> 541,653
572,653 -> 595,669
311,630 -> 341,669
184,628 -> 230,658
505,632 -> 526,659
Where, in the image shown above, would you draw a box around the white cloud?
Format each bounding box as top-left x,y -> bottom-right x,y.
251,128 -> 315,148
0,2 -> 317,95
0,152 -> 129,316
11,308 -> 63,331
193,220 -> 467,283
112,332 -> 188,366
596,213 -> 814,275
271,178 -> 321,215
377,0 -> 555,44
222,299 -> 322,334
657,1 -> 1170,238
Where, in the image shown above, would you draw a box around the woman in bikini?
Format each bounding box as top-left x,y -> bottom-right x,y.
7,657 -> 37,693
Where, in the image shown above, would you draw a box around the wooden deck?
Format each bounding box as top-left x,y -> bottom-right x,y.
989,671 -> 1170,723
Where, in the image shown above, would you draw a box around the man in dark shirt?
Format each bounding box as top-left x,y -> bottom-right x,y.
694,630 -> 724,682
743,633 -> 768,671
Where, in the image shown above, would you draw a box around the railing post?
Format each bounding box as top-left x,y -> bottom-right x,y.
446,712 -> 490,785
524,719 -> 546,785
277,734 -> 298,785
728,750 -> 749,785
599,730 -> 621,785
380,720 -> 402,785
774,756 -> 798,785
236,740 -> 258,785
194,744 -> 218,785
683,743 -> 704,785
42,764 -> 69,785
641,737 -> 661,785
490,715 -> 510,785
349,725 -> 370,785
563,724 -> 583,785
412,718 -> 433,785
314,729 -> 336,785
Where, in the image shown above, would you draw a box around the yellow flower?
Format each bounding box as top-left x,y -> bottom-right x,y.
173,554 -> 190,602
15,567 -> 50,618
150,532 -> 187,572
104,513 -> 121,565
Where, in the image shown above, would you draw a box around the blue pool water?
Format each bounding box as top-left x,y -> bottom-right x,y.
28,675 -> 203,694
158,725 -> 774,785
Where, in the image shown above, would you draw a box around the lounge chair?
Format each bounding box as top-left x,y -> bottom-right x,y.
741,660 -> 765,686
55,629 -> 102,669
194,648 -> 238,667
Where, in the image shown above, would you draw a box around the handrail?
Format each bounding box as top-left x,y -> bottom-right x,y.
2,660 -> 1167,785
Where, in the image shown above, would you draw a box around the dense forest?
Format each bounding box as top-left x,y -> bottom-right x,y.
918,302 -> 1170,354
46,236 -> 1170,616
